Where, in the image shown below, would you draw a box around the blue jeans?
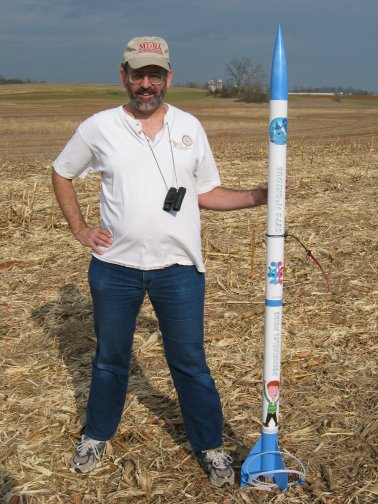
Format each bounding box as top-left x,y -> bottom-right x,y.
85,257 -> 223,452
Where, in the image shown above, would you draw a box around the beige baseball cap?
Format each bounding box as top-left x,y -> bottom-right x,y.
123,36 -> 171,71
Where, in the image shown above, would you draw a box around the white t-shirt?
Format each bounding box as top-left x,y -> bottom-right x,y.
53,105 -> 221,272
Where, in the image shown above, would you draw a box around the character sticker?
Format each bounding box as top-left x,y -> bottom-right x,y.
263,380 -> 280,427
268,261 -> 283,285
269,117 -> 287,145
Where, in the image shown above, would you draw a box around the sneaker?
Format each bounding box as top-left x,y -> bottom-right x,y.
198,449 -> 235,487
71,434 -> 106,473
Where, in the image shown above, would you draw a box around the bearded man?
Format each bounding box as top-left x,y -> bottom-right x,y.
52,36 -> 268,488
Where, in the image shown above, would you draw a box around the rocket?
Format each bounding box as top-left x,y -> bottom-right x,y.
241,25 -> 300,490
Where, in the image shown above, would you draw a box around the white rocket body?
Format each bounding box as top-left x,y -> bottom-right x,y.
262,97 -> 287,433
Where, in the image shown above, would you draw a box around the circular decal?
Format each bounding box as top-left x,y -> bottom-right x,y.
269,117 -> 287,145
182,135 -> 193,147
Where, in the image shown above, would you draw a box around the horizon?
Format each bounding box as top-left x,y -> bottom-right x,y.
0,78 -> 375,95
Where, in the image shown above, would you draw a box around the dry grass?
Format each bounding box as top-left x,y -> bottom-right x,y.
0,88 -> 377,503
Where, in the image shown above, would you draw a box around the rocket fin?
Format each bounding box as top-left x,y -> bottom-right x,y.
240,435 -> 262,487
240,432 -> 288,490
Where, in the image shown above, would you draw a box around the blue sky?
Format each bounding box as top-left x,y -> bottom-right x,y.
1,0 -> 377,91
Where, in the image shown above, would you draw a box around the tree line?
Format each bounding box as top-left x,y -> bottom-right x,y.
181,58 -> 374,102
291,85 -> 371,96
0,75 -> 44,84
2,69 -> 373,100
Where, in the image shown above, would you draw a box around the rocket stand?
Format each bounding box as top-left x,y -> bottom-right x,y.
240,25 -> 305,491
240,429 -> 307,490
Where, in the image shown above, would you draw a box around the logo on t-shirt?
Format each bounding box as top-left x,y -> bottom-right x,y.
182,135 -> 193,147
171,135 -> 193,150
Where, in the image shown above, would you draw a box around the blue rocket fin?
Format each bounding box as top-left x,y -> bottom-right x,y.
240,435 -> 262,487
240,432 -> 288,490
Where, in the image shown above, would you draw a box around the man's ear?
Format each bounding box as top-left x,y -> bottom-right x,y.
166,71 -> 174,89
119,65 -> 127,87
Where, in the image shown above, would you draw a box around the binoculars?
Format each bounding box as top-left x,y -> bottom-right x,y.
163,187 -> 186,212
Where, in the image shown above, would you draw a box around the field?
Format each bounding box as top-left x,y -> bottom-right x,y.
0,84 -> 377,504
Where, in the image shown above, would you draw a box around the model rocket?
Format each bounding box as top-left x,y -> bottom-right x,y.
241,25 -> 298,490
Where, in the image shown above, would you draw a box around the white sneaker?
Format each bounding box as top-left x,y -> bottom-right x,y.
198,449 -> 235,487
71,435 -> 106,473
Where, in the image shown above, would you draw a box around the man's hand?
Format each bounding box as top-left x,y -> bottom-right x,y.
52,171 -> 113,255
251,183 -> 268,207
75,226 -> 113,255
252,178 -> 290,207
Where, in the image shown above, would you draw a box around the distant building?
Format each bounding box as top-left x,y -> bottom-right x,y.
208,80 -> 216,93
208,80 -> 223,93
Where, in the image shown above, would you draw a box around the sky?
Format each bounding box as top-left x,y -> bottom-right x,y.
1,0 -> 377,92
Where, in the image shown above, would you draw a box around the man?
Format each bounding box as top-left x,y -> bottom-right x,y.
52,36 -> 268,488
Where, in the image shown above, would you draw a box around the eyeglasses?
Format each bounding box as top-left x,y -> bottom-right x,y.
128,71 -> 166,85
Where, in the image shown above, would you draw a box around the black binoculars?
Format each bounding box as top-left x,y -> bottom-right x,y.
163,187 -> 186,212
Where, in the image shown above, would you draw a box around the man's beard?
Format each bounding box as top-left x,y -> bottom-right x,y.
126,81 -> 167,112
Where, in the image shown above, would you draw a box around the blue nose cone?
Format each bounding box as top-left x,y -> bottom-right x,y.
270,25 -> 288,100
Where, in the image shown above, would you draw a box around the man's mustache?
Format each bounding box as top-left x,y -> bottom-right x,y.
136,88 -> 156,95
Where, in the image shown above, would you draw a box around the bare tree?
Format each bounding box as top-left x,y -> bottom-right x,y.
223,58 -> 267,102
225,58 -> 253,90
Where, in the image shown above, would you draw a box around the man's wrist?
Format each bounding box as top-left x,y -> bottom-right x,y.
250,186 -> 266,207
73,224 -> 88,240
250,188 -> 260,207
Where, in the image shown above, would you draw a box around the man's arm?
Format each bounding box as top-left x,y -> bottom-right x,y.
52,169 -> 112,254
198,184 -> 268,211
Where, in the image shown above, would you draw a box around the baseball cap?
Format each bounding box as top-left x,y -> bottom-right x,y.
123,36 -> 171,71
